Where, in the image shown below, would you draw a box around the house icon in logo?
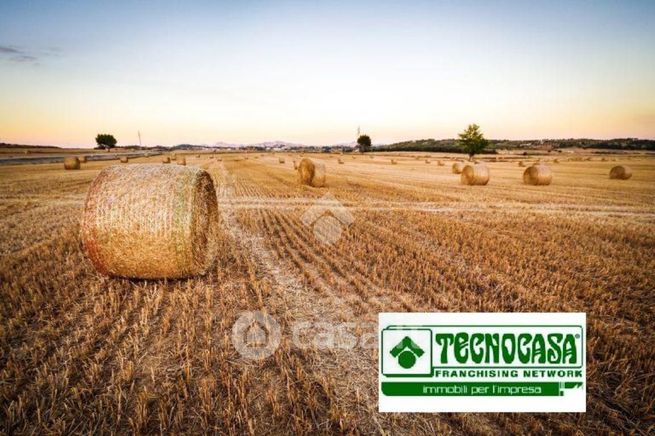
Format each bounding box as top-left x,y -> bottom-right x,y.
390,336 -> 425,369
381,328 -> 432,377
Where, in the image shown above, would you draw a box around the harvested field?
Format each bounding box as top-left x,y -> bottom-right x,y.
1,152 -> 654,434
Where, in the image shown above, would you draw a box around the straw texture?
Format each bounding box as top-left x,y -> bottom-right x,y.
297,158 -> 326,187
461,163 -> 490,185
523,164 -> 552,185
120,157 -> 128,163
81,164 -> 219,279
452,162 -> 465,174
162,157 -> 171,164
64,157 -> 80,170
178,157 -> 187,166
609,165 -> 632,180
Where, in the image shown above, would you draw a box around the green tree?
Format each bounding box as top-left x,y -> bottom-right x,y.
357,134 -> 372,152
457,124 -> 488,159
95,134 -> 117,149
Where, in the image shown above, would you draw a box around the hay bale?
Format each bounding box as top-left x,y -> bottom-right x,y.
460,163 -> 489,185
553,158 -> 559,164
518,161 -> 525,167
338,159 -> 344,164
297,158 -> 326,187
293,160 -> 298,169
425,159 -> 430,164
437,160 -> 444,166
196,154 -> 201,158
279,157 -> 285,164
79,156 -> 87,163
120,156 -> 129,163
452,162 -> 465,174
64,157 -> 80,170
523,164 -> 552,185
162,157 -> 171,164
391,159 -> 397,165
81,164 -> 219,279
178,157 -> 186,166
609,165 -> 632,180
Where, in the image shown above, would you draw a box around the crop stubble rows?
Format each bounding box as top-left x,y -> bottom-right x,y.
1,154 -> 654,434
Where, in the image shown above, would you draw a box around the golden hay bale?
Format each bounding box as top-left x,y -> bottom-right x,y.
297,158 -> 326,187
196,154 -> 201,158
460,163 -> 490,185
391,159 -> 397,165
338,158 -> 344,164
79,156 -> 87,163
425,159 -> 430,164
178,157 -> 186,166
452,162 -> 465,174
553,158 -> 559,163
279,157 -> 285,164
120,156 -> 129,163
171,154 -> 177,161
609,165 -> 632,180
518,161 -> 525,167
437,160 -> 444,166
64,157 -> 80,170
81,164 -> 219,279
209,156 -> 214,159
523,164 -> 552,185
162,156 -> 171,163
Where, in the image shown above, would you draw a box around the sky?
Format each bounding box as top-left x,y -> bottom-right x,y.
1,0 -> 654,147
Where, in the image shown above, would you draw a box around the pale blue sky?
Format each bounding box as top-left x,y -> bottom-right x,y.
1,0 -> 654,147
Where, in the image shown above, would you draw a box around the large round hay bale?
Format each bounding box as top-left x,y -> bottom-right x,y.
171,154 -> 177,161
297,158 -> 326,187
437,160 -> 444,166
162,157 -> 171,164
337,158 -> 344,164
523,164 -> 552,185
391,159 -> 397,165
609,165 -> 632,180
279,157 -> 285,164
518,161 -> 525,167
79,156 -> 87,163
460,163 -> 489,185
425,159 -> 430,164
81,164 -> 219,279
178,157 -> 186,166
64,157 -> 80,170
120,156 -> 128,163
452,162 -> 465,174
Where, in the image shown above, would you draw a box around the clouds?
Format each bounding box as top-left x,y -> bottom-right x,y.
0,45 -> 57,64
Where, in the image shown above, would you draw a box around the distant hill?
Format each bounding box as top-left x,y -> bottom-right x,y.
378,138 -> 655,153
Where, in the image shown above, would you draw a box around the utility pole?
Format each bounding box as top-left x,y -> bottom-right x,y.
138,131 -> 142,148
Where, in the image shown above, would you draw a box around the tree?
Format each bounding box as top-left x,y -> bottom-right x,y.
457,124 -> 488,160
95,134 -> 117,150
357,134 -> 372,153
